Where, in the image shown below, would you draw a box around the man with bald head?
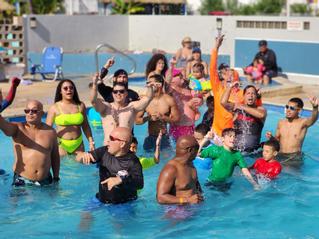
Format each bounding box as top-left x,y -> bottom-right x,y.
0,100 -> 60,186
157,135 -> 203,205
76,127 -> 143,204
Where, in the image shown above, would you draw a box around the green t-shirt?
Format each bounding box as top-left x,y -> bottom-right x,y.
200,145 -> 247,182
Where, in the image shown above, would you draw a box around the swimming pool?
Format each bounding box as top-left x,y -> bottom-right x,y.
128,76 -> 281,88
0,104 -> 318,238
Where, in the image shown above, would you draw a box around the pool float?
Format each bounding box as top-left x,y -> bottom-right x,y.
139,157 -> 156,170
87,108 -> 102,127
193,156 -> 212,170
189,76 -> 211,91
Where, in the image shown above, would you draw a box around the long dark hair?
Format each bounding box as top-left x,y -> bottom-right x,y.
145,53 -> 168,77
54,79 -> 81,104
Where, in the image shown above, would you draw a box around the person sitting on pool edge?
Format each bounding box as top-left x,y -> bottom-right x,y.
130,130 -> 162,170
200,128 -> 259,191
266,96 -> 318,164
76,127 -> 143,204
0,100 -> 60,186
250,140 -> 282,180
157,135 -> 203,205
97,58 -> 140,103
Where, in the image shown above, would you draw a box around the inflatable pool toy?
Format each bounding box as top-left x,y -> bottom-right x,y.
88,108 -> 102,127
189,76 -> 211,91
193,156 -> 212,170
139,157 -> 156,170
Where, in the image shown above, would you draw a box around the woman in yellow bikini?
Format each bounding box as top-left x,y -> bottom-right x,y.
46,80 -> 94,156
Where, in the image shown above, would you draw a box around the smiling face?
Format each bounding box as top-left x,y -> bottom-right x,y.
155,59 -> 165,72
244,87 -> 257,106
262,145 -> 277,161
285,101 -> 301,119
24,100 -> 43,124
61,81 -> 74,101
192,67 -> 203,80
112,84 -> 127,104
192,52 -> 201,61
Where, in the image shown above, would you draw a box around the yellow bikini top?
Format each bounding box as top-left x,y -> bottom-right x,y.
54,103 -> 84,126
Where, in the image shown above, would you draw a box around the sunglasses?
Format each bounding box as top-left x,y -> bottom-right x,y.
285,105 -> 298,111
109,135 -> 126,142
112,89 -> 126,94
24,109 -> 40,114
62,86 -> 74,91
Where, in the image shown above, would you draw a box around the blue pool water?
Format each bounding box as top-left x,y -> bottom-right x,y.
128,76 -> 281,88
0,105 -> 318,238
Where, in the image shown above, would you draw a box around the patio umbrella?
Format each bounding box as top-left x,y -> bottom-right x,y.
0,0 -> 15,12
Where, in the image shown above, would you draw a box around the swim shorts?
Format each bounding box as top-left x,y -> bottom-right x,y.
12,173 -> 53,187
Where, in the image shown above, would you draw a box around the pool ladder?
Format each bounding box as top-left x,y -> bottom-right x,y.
95,43 -> 137,75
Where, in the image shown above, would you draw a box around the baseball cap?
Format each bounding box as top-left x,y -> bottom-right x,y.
192,47 -> 201,54
172,68 -> 182,77
258,40 -> 267,47
114,69 -> 128,78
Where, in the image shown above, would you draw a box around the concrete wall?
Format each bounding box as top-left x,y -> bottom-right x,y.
24,15 -> 129,53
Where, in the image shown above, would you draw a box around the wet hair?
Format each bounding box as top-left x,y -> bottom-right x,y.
145,53 -> 168,77
263,140 -> 280,152
149,74 -> 164,85
192,63 -> 204,73
131,136 -> 138,145
206,95 -> 214,105
195,123 -> 210,136
243,85 -> 258,95
54,79 -> 81,104
222,128 -> 236,137
289,97 -> 304,108
113,81 -> 128,90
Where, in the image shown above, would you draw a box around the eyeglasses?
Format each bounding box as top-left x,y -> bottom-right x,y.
285,105 -> 298,111
24,109 -> 40,114
112,89 -> 126,94
109,135 -> 127,142
62,86 -> 74,91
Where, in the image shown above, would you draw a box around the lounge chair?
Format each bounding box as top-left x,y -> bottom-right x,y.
30,46 -> 64,81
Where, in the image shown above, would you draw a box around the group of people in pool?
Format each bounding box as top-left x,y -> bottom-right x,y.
0,34 -> 318,207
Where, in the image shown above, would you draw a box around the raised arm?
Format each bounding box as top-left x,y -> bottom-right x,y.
90,73 -> 109,115
209,35 -> 224,92
51,133 -> 60,180
220,84 -> 235,112
46,105 -> 56,126
304,96 -> 318,127
154,130 -> 163,164
80,103 -> 95,151
0,114 -> 18,137
131,85 -> 154,112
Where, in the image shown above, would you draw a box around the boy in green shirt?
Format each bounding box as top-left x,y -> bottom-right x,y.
200,128 -> 259,190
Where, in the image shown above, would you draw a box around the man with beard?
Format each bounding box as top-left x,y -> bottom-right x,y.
135,74 -> 180,151
221,83 -> 267,153
266,97 -> 318,163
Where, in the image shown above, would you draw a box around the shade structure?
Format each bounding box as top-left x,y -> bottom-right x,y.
102,0 -> 185,4
0,0 -> 15,12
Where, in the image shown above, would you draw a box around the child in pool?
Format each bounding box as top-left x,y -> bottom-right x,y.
250,140 -> 282,180
189,63 -> 211,93
130,130 -> 162,170
200,128 -> 259,190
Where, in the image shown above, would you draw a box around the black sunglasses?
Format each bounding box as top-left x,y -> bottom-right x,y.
24,109 -> 40,114
112,89 -> 126,94
285,105 -> 298,111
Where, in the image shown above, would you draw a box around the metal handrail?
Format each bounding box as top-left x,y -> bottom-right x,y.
95,43 -> 137,75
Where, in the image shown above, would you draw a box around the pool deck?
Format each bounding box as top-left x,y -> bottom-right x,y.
0,73 -> 318,118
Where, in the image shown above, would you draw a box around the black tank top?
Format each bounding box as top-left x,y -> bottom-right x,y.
233,109 -> 264,152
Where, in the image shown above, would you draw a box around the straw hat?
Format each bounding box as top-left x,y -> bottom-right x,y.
182,36 -> 192,44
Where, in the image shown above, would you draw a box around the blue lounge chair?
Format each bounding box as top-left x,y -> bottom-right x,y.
30,46 -> 64,81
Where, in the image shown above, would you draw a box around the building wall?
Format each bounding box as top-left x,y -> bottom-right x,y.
24,15 -> 319,80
